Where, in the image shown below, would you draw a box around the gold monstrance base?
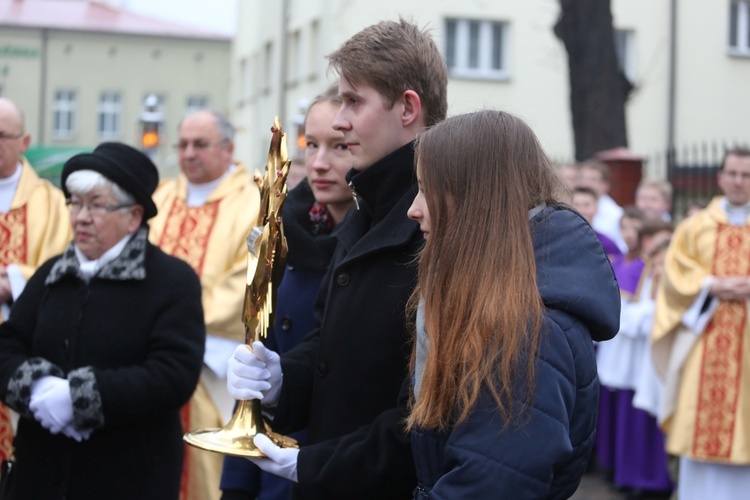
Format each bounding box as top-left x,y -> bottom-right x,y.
184,399 -> 298,458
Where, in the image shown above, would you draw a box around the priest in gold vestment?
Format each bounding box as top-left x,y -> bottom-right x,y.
0,97 -> 70,461
653,148 -> 750,499
149,110 -> 260,500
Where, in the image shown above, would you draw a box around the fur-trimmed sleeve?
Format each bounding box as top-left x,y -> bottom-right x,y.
68,367 -> 105,430
6,357 -> 64,418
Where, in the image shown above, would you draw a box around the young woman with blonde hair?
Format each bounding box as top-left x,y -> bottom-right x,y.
406,110 -> 620,498
221,84 -> 354,499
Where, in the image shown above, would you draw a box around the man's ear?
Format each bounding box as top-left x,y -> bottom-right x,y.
20,133 -> 30,153
401,90 -> 422,128
222,140 -> 235,166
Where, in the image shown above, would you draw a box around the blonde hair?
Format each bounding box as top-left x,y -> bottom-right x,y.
637,179 -> 673,204
303,83 -> 342,129
579,160 -> 612,183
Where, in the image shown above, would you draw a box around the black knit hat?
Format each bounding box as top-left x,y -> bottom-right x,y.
61,142 -> 159,220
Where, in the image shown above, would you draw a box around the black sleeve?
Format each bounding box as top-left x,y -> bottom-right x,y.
267,259 -> 332,433
270,328 -> 320,434
294,377 -> 415,498
0,260 -> 58,412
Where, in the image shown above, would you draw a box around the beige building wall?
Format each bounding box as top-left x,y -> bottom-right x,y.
231,0 -> 750,177
611,0 -> 750,177
0,26 -> 230,179
611,0 -> 673,178
0,28 -> 45,140
232,0 -> 576,169
674,2 -> 750,147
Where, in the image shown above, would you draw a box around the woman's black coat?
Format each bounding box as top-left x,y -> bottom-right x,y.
0,228 -> 205,499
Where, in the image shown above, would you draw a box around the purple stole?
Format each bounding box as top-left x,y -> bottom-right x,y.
610,254 -> 646,301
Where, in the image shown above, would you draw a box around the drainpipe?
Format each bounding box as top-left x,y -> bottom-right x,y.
278,0 -> 289,123
38,28 -> 48,145
666,0 -> 677,170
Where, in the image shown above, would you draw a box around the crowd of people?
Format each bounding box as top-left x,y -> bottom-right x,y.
565,153 -> 750,499
566,162 -> 677,497
0,15 -> 748,500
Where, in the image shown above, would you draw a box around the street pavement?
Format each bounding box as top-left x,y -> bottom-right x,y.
572,471 -> 626,499
572,470 -> 674,499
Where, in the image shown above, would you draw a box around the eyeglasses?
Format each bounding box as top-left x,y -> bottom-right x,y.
172,139 -> 226,152
66,198 -> 135,216
721,170 -> 750,182
0,132 -> 23,141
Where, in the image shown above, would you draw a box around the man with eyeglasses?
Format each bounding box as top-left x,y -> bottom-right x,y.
148,109 -> 260,500
0,97 -> 70,461
652,148 -> 750,498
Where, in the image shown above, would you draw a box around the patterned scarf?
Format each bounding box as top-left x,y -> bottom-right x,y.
309,202 -> 334,236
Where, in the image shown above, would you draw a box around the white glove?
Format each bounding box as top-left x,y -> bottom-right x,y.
30,375 -> 59,397
29,376 -> 74,434
247,433 -> 299,482
61,424 -> 92,442
227,342 -> 283,406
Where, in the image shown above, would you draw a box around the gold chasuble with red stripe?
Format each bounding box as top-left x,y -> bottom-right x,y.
149,165 -> 260,500
653,197 -> 750,464
693,224 -> 749,459
157,200 -> 219,276
0,159 -> 70,461
0,206 -> 27,266
0,206 -> 25,460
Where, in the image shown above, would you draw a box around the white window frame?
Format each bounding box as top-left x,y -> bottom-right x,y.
186,95 -> 208,114
53,89 -> 77,139
729,0 -> 750,56
445,18 -> 509,80
309,19 -> 320,79
97,91 -> 122,140
614,29 -> 636,83
262,41 -> 273,95
287,29 -> 302,85
250,52 -> 260,98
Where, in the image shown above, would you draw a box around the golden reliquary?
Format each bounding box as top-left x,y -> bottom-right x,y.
183,116 -> 298,457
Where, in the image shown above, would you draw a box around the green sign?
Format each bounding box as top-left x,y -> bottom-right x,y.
25,146 -> 92,186
0,45 -> 40,59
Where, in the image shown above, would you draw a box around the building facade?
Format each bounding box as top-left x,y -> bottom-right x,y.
231,0 -> 750,179
0,0 -> 231,179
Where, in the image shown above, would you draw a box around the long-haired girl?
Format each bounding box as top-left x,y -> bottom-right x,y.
406,110 -> 620,498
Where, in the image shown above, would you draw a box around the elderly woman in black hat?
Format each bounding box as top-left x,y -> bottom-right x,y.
0,143 -> 205,499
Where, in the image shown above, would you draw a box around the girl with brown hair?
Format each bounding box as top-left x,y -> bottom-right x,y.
406,110 -> 620,498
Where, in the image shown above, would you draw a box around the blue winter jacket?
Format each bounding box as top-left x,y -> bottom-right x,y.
411,205 -> 620,499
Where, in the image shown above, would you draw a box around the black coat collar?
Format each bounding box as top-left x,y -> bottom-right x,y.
345,142 -> 417,226
336,142 -> 421,261
282,179 -> 337,272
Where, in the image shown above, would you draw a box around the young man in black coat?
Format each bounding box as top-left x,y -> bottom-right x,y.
225,18 -> 448,499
